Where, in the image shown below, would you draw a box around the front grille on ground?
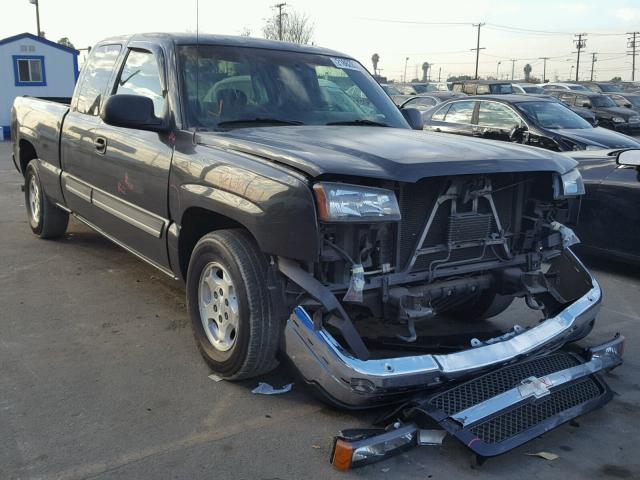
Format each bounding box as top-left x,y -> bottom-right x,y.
469,377 -> 603,444
429,352 -> 582,415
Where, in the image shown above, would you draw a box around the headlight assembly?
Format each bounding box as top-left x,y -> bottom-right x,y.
313,182 -> 401,222
612,116 -> 626,123
554,168 -> 585,198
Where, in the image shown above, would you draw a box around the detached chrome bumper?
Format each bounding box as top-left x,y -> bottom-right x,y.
284,250 -> 602,408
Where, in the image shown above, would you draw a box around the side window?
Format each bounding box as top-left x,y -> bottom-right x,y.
452,84 -> 463,93
75,44 -> 122,115
431,104 -> 451,121
443,101 -> 476,123
407,97 -> 436,107
574,95 -> 588,107
115,49 -> 166,117
477,102 -> 522,129
463,84 -> 476,94
611,95 -> 627,107
477,84 -> 490,94
559,93 -> 574,104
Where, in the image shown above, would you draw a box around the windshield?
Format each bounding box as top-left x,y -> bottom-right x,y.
599,84 -> 623,92
627,96 -> 640,107
517,101 -> 592,129
523,86 -> 544,94
178,45 -> 407,130
489,84 -> 513,94
591,96 -> 617,107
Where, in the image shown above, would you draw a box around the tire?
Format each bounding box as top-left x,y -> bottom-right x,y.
186,229 -> 280,380
25,161 -> 69,239
447,292 -> 514,323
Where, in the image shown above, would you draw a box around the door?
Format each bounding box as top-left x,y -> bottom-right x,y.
474,101 -> 524,141
61,44 -> 122,219
91,45 -> 174,269
425,100 -> 477,136
594,164 -> 640,259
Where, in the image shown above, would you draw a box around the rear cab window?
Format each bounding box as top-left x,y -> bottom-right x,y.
74,44 -> 122,115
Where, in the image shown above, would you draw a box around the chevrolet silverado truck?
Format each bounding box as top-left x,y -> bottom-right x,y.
11,33 -> 624,460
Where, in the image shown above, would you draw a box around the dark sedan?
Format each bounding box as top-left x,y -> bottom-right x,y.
421,95 -> 640,151
548,91 -> 640,133
570,149 -> 640,263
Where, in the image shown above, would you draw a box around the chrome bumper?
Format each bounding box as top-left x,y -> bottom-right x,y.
284,250 -> 602,408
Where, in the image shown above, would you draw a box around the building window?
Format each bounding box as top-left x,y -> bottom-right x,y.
12,55 -> 46,86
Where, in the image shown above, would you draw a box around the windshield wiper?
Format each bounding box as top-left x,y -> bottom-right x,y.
326,119 -> 390,127
216,118 -> 304,128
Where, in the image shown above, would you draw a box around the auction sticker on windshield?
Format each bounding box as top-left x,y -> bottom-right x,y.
330,57 -> 362,71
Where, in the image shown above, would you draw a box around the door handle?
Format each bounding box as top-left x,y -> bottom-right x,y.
94,136 -> 107,154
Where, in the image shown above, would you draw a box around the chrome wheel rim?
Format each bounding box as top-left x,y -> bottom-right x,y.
198,262 -> 239,352
29,176 -> 41,224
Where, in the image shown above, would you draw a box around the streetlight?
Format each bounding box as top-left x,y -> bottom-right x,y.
28,0 -> 42,37
403,57 -> 409,83
496,61 -> 501,79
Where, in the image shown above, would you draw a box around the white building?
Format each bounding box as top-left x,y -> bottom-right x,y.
0,32 -> 79,139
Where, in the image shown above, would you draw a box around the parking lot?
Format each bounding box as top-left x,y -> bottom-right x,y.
1,139 -> 639,479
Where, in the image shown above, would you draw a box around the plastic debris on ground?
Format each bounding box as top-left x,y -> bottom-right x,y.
208,374 -> 223,382
251,382 -> 294,395
525,451 -> 559,461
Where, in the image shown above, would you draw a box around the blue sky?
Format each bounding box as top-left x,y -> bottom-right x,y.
3,0 -> 639,81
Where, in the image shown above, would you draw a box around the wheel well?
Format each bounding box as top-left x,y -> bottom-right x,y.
19,139 -> 37,176
178,207 -> 247,279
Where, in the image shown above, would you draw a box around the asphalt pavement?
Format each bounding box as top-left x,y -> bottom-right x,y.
1,141 -> 639,479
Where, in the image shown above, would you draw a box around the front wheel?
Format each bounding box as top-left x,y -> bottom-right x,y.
186,229 -> 280,380
25,161 -> 69,239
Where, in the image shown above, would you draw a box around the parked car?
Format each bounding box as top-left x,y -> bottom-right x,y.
398,92 -> 465,119
579,82 -> 624,93
542,94 -> 598,125
605,92 -> 640,113
548,90 -> 640,133
409,82 -> 450,93
569,149 -> 640,263
422,94 -> 640,151
10,33 -> 623,461
451,80 -> 513,94
511,83 -> 545,94
380,83 -> 411,106
541,82 -> 591,92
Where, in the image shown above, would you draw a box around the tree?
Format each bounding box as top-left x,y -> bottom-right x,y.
58,37 -> 74,49
263,8 -> 314,44
371,53 -> 380,75
611,76 -> 622,82
421,62 -> 430,82
239,27 -> 251,37
447,75 -> 473,82
523,63 -> 532,82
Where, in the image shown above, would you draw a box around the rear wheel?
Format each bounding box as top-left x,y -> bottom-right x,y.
447,292 -> 514,322
186,229 -> 280,379
25,161 -> 69,239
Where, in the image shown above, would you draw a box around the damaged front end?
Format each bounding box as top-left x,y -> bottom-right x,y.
278,170 -> 608,408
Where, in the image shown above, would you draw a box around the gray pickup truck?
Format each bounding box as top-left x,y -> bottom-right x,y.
11,33 -> 623,462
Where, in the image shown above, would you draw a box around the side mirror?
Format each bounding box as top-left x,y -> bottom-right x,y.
101,94 -> 167,132
509,124 -> 528,142
617,149 -> 640,167
625,103 -> 633,108
582,102 -> 592,108
401,107 -> 424,130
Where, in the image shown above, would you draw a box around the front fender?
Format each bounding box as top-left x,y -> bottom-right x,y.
170,141 -> 319,262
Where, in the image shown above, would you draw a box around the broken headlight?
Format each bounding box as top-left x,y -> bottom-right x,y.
554,168 -> 585,198
313,182 -> 401,222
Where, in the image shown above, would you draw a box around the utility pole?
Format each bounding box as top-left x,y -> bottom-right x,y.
273,3 -> 287,41
510,59 -> 517,80
28,0 -> 42,37
590,53 -> 598,81
438,67 -> 442,82
573,33 -> 587,82
628,32 -> 639,81
496,61 -> 501,79
471,23 -> 485,80
538,57 -> 549,83
403,57 -> 409,83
